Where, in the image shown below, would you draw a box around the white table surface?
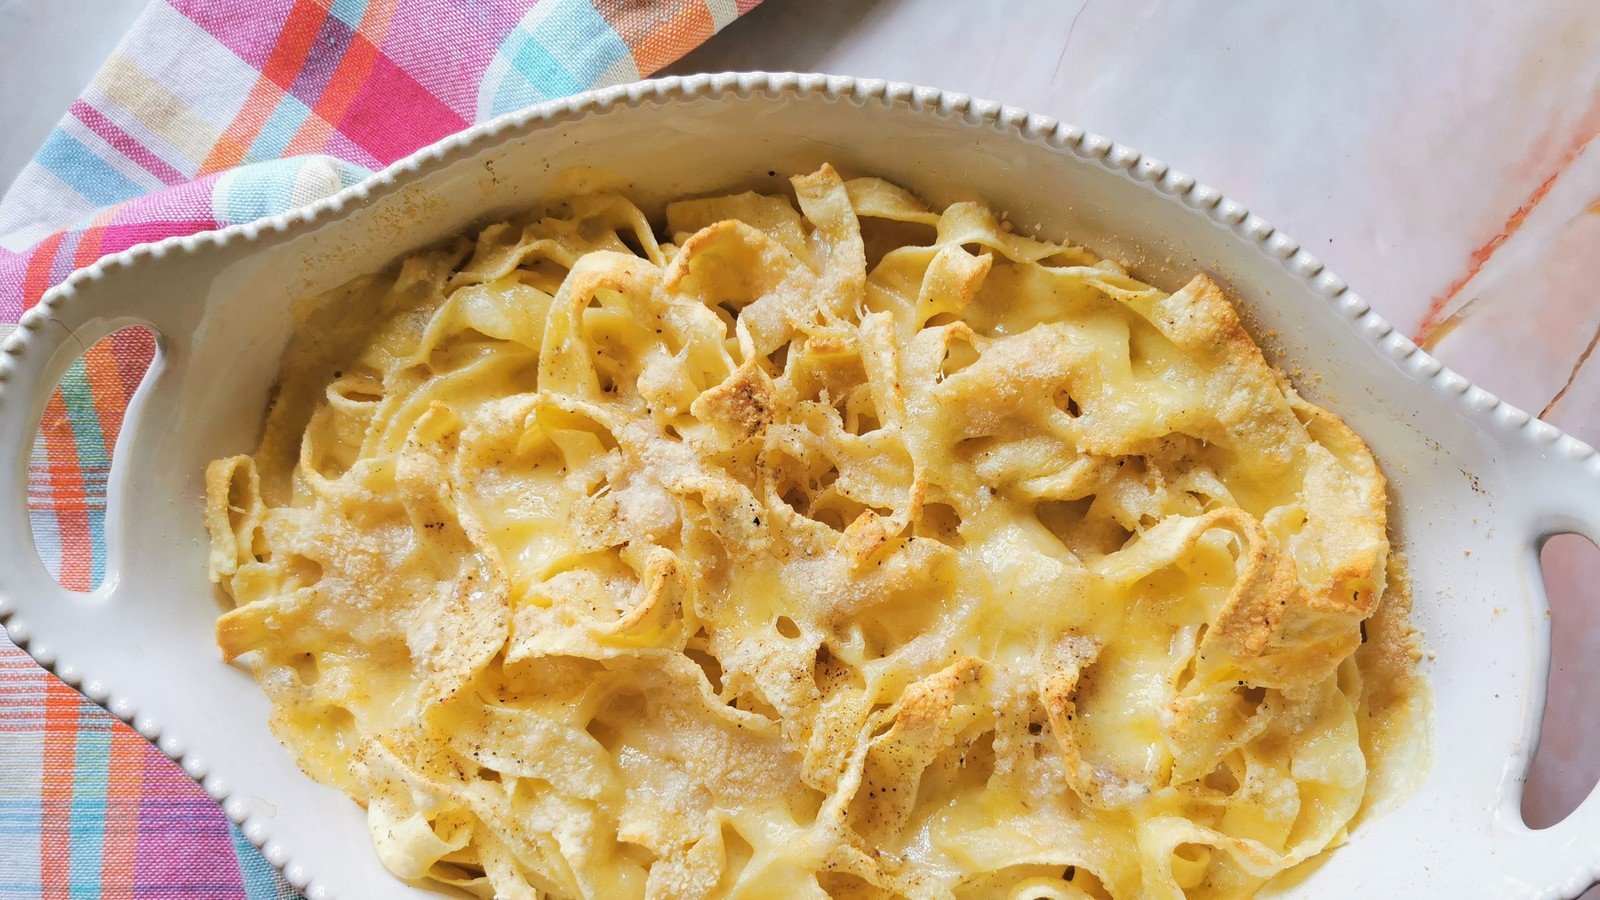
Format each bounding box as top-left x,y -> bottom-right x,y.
3,0 -> 1599,888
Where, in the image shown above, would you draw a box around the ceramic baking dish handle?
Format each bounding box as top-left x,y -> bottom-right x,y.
1494,420 -> 1600,892
0,286 -> 167,611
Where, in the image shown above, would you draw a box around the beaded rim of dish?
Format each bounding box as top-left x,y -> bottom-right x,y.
2,71 -> 1597,900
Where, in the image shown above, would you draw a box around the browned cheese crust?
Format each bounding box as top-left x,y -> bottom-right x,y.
204,165 -> 1427,900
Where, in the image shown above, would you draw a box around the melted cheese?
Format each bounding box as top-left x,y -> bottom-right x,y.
205,165 -> 1426,899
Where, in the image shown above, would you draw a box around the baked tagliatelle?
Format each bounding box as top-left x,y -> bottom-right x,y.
205,164 -> 1427,899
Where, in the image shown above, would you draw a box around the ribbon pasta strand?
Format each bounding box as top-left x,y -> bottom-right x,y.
206,165 -> 1427,899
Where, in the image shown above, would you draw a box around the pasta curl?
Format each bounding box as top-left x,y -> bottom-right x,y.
206,165 -> 1425,899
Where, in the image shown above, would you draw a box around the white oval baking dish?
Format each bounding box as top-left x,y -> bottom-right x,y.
1,72 -> 1597,900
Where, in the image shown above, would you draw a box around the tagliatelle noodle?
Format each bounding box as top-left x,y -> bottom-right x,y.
205,165 -> 1426,899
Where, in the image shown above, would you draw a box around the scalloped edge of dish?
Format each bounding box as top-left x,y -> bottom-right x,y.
2,70 -> 1598,900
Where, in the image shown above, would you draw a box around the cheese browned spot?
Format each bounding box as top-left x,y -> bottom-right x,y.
205,165 -> 1427,899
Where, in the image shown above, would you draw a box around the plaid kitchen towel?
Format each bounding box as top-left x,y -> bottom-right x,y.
0,0 -> 759,896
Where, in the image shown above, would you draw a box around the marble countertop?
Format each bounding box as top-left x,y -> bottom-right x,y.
3,0 -> 1598,874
